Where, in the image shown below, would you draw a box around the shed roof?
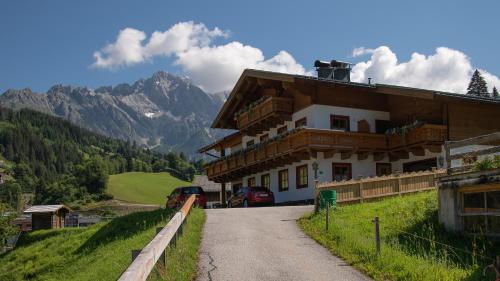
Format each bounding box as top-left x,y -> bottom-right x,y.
24,205 -> 70,214
438,168 -> 500,189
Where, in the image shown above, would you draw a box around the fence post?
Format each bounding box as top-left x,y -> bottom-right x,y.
325,202 -> 329,232
131,249 -> 141,261
373,217 -> 380,256
496,256 -> 500,279
314,180 -> 320,213
156,227 -> 166,266
359,182 -> 364,203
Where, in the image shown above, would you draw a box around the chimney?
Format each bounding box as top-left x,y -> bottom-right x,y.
314,60 -> 351,82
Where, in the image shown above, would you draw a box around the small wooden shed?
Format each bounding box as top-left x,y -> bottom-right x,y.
24,205 -> 70,230
438,169 -> 500,235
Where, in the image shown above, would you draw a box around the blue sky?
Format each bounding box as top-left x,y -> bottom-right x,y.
1,0 -> 499,94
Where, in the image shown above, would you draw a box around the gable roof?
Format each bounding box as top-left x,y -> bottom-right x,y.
212,69 -> 500,129
24,205 -> 70,214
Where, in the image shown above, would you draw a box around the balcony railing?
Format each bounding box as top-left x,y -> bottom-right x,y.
236,96 -> 293,136
205,124 -> 447,182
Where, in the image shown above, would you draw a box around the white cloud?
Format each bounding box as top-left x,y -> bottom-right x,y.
92,21 -> 309,92
350,46 -> 500,93
351,47 -> 375,57
93,22 -> 500,94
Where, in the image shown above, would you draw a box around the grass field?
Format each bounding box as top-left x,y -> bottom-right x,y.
0,208 -> 205,281
298,191 -> 500,281
107,172 -> 190,205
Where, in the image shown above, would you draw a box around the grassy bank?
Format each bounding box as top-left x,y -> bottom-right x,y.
151,208 -> 206,281
0,208 -> 205,281
298,191 -> 499,281
108,172 -> 190,205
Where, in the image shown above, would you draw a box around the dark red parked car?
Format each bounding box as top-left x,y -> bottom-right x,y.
166,186 -> 207,209
227,186 -> 274,208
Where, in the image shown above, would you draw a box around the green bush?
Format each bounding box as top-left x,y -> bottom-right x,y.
474,155 -> 500,171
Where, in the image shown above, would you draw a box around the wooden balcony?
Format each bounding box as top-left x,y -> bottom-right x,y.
205,124 -> 447,182
236,97 -> 293,136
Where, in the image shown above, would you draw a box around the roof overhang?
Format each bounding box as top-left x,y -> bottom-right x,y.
198,131 -> 242,153
211,69 -> 296,129
24,205 -> 71,214
211,69 -> 500,130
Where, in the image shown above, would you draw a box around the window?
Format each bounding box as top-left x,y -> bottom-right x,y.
463,192 -> 485,213
332,163 -> 352,182
330,115 -> 350,131
487,191 -> 500,212
296,165 -> 308,189
375,119 -> 392,134
295,117 -> 307,128
461,190 -> 500,233
260,134 -> 269,142
277,125 -> 288,135
246,140 -> 255,147
247,177 -> 256,187
261,174 -> 270,189
278,169 -> 289,191
403,158 -> 437,173
376,163 -> 392,177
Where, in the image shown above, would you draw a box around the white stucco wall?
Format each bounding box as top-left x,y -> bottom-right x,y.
242,104 -> 391,148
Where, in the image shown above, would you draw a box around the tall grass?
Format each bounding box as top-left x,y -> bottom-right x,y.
298,191 -> 499,281
0,208 -> 205,281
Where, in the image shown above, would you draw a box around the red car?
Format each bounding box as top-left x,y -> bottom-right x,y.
227,186 -> 274,208
166,186 -> 207,209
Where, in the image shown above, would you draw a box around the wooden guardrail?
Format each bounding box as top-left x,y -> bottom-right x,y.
316,169 -> 445,205
444,132 -> 500,175
118,195 -> 196,281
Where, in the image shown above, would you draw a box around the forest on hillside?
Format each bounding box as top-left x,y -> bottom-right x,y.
0,107 -> 205,211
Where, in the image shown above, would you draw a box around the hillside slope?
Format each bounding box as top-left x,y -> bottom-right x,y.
0,208 -> 205,281
299,191 -> 500,281
0,71 -> 229,158
107,172 -> 190,205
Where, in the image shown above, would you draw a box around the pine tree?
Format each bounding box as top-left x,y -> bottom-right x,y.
467,69 -> 489,97
492,87 -> 499,99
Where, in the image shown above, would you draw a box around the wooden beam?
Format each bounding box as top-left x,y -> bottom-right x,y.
426,145 -> 443,153
341,150 -> 353,160
373,152 -> 386,161
450,145 -> 500,160
446,132 -> 500,149
389,153 -> 399,162
323,151 -> 336,159
357,152 -> 370,161
409,146 -> 425,156
394,150 -> 409,159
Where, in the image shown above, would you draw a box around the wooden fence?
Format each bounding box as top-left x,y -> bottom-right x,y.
118,195 -> 196,281
444,132 -> 500,175
316,169 -> 446,204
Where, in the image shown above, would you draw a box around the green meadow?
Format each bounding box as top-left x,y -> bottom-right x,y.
107,172 -> 191,205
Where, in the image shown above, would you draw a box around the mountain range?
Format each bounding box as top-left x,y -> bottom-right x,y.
0,71 -> 232,159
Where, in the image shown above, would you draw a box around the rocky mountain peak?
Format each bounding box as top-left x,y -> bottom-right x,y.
0,71 -> 228,159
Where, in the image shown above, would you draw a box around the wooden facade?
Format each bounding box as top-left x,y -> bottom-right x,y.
201,69 -> 500,187
24,205 -> 70,231
206,124 -> 446,182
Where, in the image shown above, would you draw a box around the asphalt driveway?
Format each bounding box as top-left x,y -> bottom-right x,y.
196,205 -> 371,281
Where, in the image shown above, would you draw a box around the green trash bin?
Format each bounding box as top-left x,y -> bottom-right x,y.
319,190 -> 337,209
